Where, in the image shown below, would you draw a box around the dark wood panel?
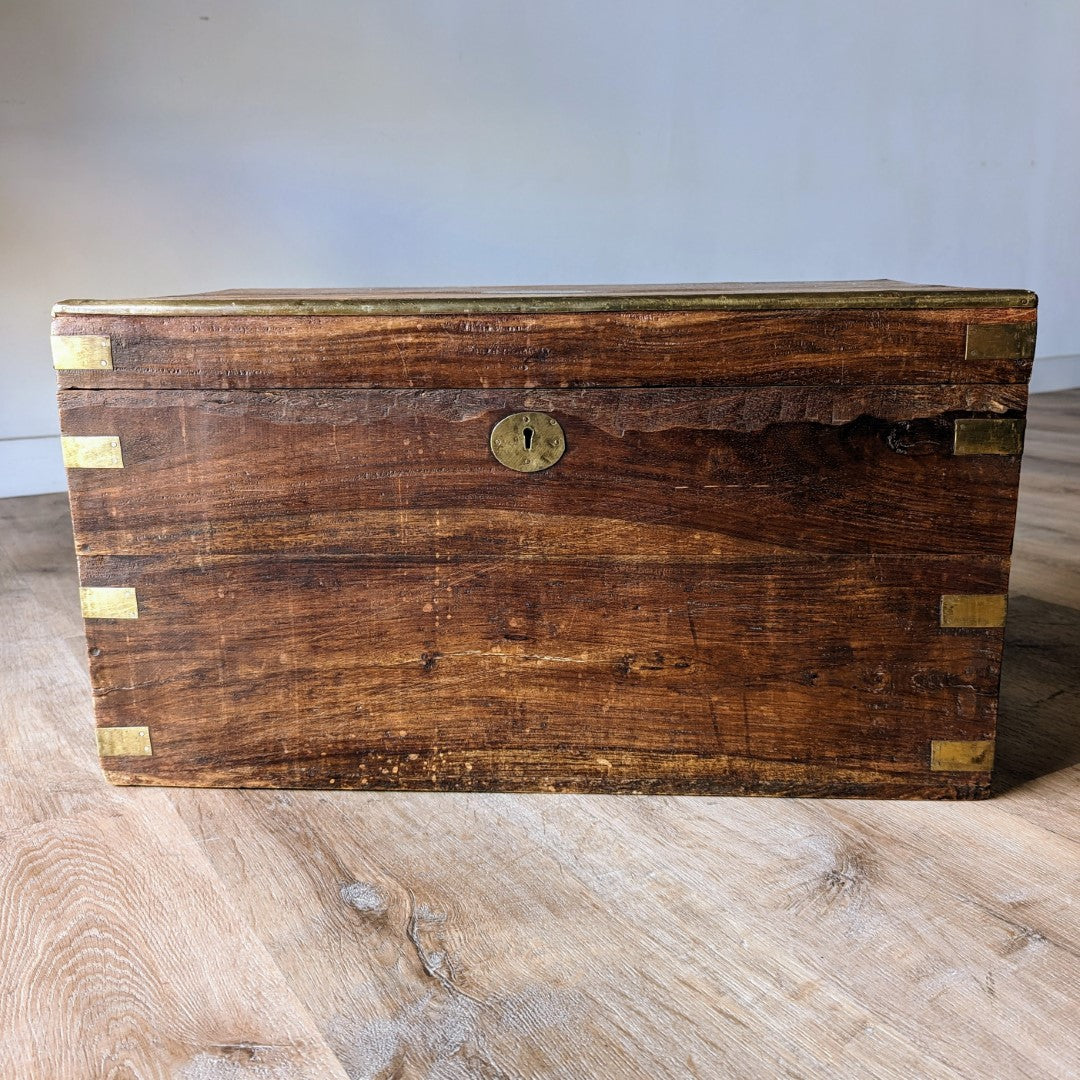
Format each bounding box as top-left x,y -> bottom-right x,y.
59,386 -> 1026,558
53,307 -> 1035,389
83,554 -> 1006,796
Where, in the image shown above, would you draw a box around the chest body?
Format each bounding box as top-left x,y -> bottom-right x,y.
53,281 -> 1036,796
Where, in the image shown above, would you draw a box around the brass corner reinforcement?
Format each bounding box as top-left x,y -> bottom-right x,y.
80,586 -> 139,620
96,726 -> 153,757
953,418 -> 1024,456
940,593 -> 1008,629
965,323 -> 1036,361
61,435 -> 124,469
930,739 -> 995,773
51,334 -> 112,370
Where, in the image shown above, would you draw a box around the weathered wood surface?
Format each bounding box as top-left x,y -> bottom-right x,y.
53,307 -> 1035,388
58,379 -> 1026,797
1,391 -> 1078,1078
83,554 -> 1006,795
53,287 -> 1033,798
60,386 -> 1026,558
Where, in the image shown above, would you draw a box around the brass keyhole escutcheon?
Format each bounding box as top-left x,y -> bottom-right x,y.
490,412 -> 565,473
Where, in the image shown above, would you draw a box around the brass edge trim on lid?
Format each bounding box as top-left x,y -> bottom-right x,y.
930,740 -> 995,772
51,288 -> 1038,318
96,726 -> 153,757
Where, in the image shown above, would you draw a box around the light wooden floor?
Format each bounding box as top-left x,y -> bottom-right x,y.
2,391 -> 1078,1080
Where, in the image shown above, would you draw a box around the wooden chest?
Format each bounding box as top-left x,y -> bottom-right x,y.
53,281 -> 1035,797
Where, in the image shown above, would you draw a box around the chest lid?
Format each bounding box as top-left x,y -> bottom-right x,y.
53,280 -> 1036,389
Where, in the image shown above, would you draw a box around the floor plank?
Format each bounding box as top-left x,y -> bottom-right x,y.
0,505 -> 348,1079
0,804 -> 349,1079
2,389 -> 1078,1079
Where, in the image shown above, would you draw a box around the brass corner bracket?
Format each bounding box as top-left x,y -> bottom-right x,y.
96,726 -> 153,757
940,593 -> 1007,629
930,739 -> 995,772
953,418 -> 1024,456
965,323 -> 1036,361
52,335 -> 112,370
80,586 -> 139,620
61,436 -> 124,469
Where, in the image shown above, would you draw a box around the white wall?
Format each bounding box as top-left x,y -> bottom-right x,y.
2,0 -> 1078,497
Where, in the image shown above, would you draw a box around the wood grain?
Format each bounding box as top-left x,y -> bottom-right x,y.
80,553 -> 1006,795
59,385 -> 1026,558
1,387 -> 1076,1078
0,807 -> 350,1080
53,287 -> 1033,799
171,781 -> 1080,1079
52,307 -> 1035,389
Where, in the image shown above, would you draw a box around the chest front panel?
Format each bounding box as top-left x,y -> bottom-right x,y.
53,285 -> 1035,796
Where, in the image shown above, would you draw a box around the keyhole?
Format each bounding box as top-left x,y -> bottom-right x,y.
490,411 -> 564,472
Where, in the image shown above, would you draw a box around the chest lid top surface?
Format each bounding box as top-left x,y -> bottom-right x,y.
54,279 -> 1034,316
